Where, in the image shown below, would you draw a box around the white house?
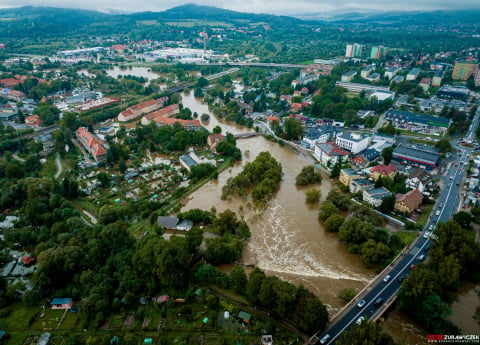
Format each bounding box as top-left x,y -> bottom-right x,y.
314,142 -> 349,168
336,132 -> 371,154
362,187 -> 392,208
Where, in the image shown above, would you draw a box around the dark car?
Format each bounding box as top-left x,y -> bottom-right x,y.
398,274 -> 408,282
374,297 -> 384,308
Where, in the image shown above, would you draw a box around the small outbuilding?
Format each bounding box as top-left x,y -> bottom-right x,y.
238,311 -> 252,323
50,298 -> 73,309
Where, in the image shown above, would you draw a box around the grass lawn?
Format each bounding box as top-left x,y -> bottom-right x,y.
73,198 -> 99,217
0,303 -> 38,330
396,230 -> 419,247
398,130 -> 444,138
57,310 -> 81,330
417,203 -> 434,227
30,308 -> 64,331
39,155 -> 58,178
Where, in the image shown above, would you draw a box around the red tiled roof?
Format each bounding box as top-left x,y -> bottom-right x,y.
371,164 -> 398,175
396,188 -> 423,211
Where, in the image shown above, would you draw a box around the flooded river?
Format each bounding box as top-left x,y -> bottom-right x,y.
179,90 -> 479,339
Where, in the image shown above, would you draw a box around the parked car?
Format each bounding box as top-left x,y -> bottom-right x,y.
357,299 -> 366,308
356,316 -> 366,325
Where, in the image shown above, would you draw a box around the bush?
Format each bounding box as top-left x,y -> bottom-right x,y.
306,188 -> 321,203
338,287 -> 356,302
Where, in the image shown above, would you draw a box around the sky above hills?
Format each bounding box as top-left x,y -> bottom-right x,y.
1,0 -> 479,15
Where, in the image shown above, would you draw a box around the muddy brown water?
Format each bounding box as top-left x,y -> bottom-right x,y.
180,91 -> 479,339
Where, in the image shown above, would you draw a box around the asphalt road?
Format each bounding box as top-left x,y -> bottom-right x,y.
313,109 -> 480,345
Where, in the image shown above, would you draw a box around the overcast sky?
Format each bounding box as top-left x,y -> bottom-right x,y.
1,0 -> 479,15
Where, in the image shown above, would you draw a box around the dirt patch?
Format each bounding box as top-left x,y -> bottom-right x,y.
142,317 -> 151,328
123,314 -> 135,327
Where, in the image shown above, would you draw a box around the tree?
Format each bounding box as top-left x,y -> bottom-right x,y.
326,188 -> 351,210
296,166 -> 322,185
325,214 -> 344,232
378,124 -> 396,135
294,296 -> 329,334
336,320 -> 396,345
381,146 -> 394,165
359,239 -> 391,267
283,118 -> 303,140
96,172 -> 110,188
330,159 -> 342,178
435,139 -> 452,153
246,268 -> 266,305
212,125 -> 222,134
378,195 -> 395,213
452,211 -> 472,229
229,266 -> 247,295
318,201 -> 339,221
338,287 -> 356,303
305,188 -> 321,203
339,218 -> 375,247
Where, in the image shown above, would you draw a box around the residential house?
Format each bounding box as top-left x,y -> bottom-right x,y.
118,97 -> 168,122
366,73 -> 381,82
157,216 -> 180,229
361,65 -> 375,79
261,335 -> 274,345
384,67 -> 399,80
394,188 -> 423,213
76,127 -> 107,161
207,133 -> 224,153
350,178 -> 374,194
50,298 -> 73,309
25,114 -> 42,127
20,255 -> 36,266
370,164 -> 398,181
405,168 -> 434,193
302,126 -> 343,149
238,311 -> 252,323
313,142 -> 349,168
432,70 -> 444,87
340,168 -> 361,187
336,132 -> 370,154
406,68 -> 421,81
363,187 -> 392,208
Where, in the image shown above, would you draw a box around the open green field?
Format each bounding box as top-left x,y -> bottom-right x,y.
136,20 -> 160,26
165,21 -> 232,27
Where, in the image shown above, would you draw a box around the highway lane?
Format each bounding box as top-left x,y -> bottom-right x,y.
313,110 -> 479,345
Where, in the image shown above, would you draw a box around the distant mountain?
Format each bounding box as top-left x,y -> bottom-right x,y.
0,5 -> 108,24
294,9 -> 480,25
129,4 -> 301,26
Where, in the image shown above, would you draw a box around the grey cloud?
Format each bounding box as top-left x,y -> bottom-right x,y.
1,0 -> 479,14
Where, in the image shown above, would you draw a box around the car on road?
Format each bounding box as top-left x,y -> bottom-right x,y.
410,264 -> 416,269
435,210 -> 441,216
424,231 -> 431,239
373,297 -> 384,307
424,243 -> 431,251
357,299 -> 366,308
383,274 -> 391,283
398,274 -> 408,282
455,163 -> 459,166
428,225 -> 434,231
447,184 -> 451,188
418,254 -> 426,261
319,334 -> 331,344
356,316 -> 366,325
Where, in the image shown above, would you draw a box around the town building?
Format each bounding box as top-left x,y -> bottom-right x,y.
391,75 -> 405,84
366,73 -> 381,82
385,109 -> 451,133
302,126 -> 343,149
345,43 -> 363,58
313,142 -> 349,168
419,78 -> 431,91
336,132 -> 371,154
368,90 -> 395,101
363,187 -> 392,208
370,46 -> 387,59
339,168 -> 362,187
384,67 -> 399,80
436,85 -> 470,100
335,81 -> 390,95
406,68 -> 421,81
394,188 -> 423,214
370,164 -> 398,181
300,60 -> 340,77
349,178 -> 374,194
452,61 -> 479,81
361,65 -> 375,79
154,118 -> 201,131
118,97 -> 168,122
76,126 -> 107,161
140,104 -> 180,125
432,70 -> 444,87
392,144 -> 441,169
341,71 -> 357,82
